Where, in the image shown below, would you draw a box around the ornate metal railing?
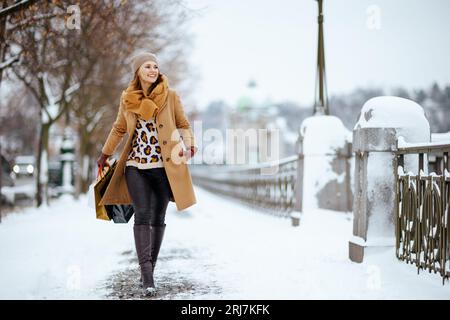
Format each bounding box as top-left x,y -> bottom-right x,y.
190,155 -> 299,217
394,141 -> 450,283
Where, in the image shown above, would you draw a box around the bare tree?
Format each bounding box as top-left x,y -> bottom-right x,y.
0,0 -> 47,86
7,1 -> 95,206
69,0 -> 195,196
3,0 -> 195,205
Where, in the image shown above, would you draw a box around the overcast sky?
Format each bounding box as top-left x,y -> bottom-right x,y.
183,0 -> 450,110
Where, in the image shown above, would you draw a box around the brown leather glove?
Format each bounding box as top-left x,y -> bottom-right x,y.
97,153 -> 110,171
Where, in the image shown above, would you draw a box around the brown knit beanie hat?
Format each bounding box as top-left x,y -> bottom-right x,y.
131,52 -> 158,74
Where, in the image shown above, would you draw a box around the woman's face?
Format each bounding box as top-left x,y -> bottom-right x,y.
138,60 -> 159,84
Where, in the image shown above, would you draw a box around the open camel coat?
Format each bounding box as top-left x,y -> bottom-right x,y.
98,89 -> 197,211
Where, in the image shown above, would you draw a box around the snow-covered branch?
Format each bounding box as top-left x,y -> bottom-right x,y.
86,108 -> 107,133
39,72 -> 81,124
63,82 -> 80,101
53,59 -> 69,69
0,0 -> 40,19
40,72 -> 60,124
0,55 -> 19,71
6,12 -> 57,31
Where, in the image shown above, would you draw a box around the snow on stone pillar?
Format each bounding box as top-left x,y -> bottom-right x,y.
300,115 -> 353,212
60,132 -> 75,195
349,96 -> 430,263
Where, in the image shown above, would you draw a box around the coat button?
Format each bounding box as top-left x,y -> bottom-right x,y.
163,140 -> 167,145
166,157 -> 170,161
159,124 -> 163,128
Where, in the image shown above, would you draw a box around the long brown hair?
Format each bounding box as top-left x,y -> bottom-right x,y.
129,71 -> 163,96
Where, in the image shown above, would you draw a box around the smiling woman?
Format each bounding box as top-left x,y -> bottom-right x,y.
140,62 -> 159,84
96,51 -> 198,297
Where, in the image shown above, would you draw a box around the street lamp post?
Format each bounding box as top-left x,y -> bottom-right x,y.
314,0 -> 329,116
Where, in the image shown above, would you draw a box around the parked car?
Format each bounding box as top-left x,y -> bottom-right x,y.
12,155 -> 36,177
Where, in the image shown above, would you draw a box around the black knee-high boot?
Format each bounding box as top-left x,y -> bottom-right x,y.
150,224 -> 166,270
133,224 -> 156,296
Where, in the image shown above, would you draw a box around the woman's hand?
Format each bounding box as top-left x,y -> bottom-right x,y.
178,146 -> 198,160
97,153 -> 111,171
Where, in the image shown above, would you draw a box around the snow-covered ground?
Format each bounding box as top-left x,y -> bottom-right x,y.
0,186 -> 449,299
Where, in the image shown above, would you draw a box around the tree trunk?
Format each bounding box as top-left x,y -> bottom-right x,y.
75,128 -> 95,199
74,130 -> 86,199
0,1 -> 7,86
81,149 -> 93,195
35,122 -> 50,207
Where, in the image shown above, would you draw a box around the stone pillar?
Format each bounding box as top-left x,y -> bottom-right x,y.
60,132 -> 75,195
299,115 -> 352,212
294,134 -> 304,213
349,96 -> 430,263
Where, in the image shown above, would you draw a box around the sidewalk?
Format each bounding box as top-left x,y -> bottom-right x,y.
1,188 -> 449,299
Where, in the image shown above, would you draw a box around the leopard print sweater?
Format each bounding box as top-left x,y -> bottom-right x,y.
126,117 -> 164,169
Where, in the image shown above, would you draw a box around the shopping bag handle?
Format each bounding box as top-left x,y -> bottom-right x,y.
97,160 -> 114,180
97,158 -> 117,180
97,166 -> 105,180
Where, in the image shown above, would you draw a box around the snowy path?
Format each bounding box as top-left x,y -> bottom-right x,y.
0,187 -> 450,299
162,187 -> 450,299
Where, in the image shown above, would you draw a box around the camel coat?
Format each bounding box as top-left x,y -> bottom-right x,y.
98,89 -> 197,211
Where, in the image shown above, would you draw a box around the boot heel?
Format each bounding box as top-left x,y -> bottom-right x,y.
143,286 -> 157,296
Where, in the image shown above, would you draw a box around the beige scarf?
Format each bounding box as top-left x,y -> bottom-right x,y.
122,74 -> 169,121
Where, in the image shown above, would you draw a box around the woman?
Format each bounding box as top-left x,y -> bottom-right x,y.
97,52 -> 198,296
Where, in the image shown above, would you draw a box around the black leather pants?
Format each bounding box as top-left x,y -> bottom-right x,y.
125,166 -> 172,226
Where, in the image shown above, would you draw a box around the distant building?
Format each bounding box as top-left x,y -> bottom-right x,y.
199,79 -> 301,166
228,80 -> 298,164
